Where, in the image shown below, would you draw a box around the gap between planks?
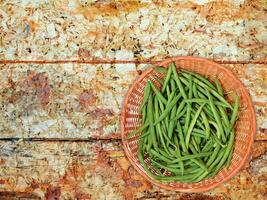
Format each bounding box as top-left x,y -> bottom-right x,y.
0,59 -> 267,65
0,136 -> 266,142
0,137 -> 121,142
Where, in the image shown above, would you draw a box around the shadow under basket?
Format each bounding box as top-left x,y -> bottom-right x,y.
121,56 -> 256,192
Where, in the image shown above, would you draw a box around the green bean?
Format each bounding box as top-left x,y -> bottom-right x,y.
196,91 -> 218,119
184,75 -> 192,135
177,121 -> 188,153
158,97 -> 165,113
140,81 -> 151,111
200,111 -> 210,139
164,113 -> 169,130
209,87 -> 233,109
142,106 -> 147,124
192,132 -> 206,139
168,152 -> 212,164
176,99 -> 186,115
139,131 -> 150,139
211,133 -> 226,148
215,78 -> 223,96
209,121 -> 226,147
154,114 -> 177,151
140,150 -> 197,182
230,95 -> 239,127
167,87 -> 178,104
189,106 -> 205,128
192,137 -> 200,152
180,76 -> 232,109
166,160 -> 195,168
197,87 -> 207,99
170,100 -> 186,121
194,134 -> 201,145
206,89 -> 226,142
126,122 -> 149,139
142,136 -> 148,152
154,66 -> 168,74
170,78 -> 176,92
213,129 -> 234,173
154,97 -> 171,156
166,85 -> 171,99
156,77 -> 164,85
184,98 -> 229,108
147,133 -> 153,151
150,149 -> 173,163
195,148 -> 226,182
185,103 -> 205,148
191,159 -> 209,172
181,70 -> 216,90
147,94 -> 157,150
192,128 -> 206,135
154,93 -> 182,125
188,145 -> 209,172
161,127 -> 178,150
219,106 -> 230,131
151,159 -> 181,174
157,149 -> 175,160
150,81 -> 168,105
174,134 -> 184,175
192,82 -> 199,98
168,104 -> 177,140
190,169 -> 207,182
201,140 -> 213,152
151,159 -> 199,175
161,65 -> 173,92
157,94 -> 169,130
226,148 -> 233,169
138,139 -> 164,180
192,77 -> 224,101
215,79 -> 231,134
202,104 -> 215,121
171,63 -> 187,99
206,144 -> 221,166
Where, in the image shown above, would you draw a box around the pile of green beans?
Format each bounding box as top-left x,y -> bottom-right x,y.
127,62 -> 239,183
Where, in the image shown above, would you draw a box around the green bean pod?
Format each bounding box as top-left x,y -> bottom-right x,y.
161,65 -> 173,93
185,104 -> 205,148
150,80 -> 168,105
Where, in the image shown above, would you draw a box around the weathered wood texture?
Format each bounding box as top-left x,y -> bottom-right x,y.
0,0 -> 267,199
0,140 -> 266,200
0,0 -> 266,61
0,63 -> 266,140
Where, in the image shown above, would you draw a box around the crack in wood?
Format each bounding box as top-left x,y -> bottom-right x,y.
0,137 -> 121,142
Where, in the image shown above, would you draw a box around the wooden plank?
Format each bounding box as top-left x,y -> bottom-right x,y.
0,140 -> 265,199
0,1 -> 266,61
0,63 -> 266,140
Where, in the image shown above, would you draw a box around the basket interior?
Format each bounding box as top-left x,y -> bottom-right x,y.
122,58 -> 255,191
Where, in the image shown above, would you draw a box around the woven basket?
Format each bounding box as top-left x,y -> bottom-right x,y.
121,56 -> 256,192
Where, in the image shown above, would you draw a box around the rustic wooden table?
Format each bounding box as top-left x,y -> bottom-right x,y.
0,1 -> 266,199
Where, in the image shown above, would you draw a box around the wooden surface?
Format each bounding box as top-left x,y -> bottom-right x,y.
0,0 -> 266,199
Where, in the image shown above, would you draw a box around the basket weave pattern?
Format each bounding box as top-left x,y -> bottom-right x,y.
121,57 -> 256,192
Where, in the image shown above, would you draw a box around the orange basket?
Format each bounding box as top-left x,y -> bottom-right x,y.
121,56 -> 256,192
